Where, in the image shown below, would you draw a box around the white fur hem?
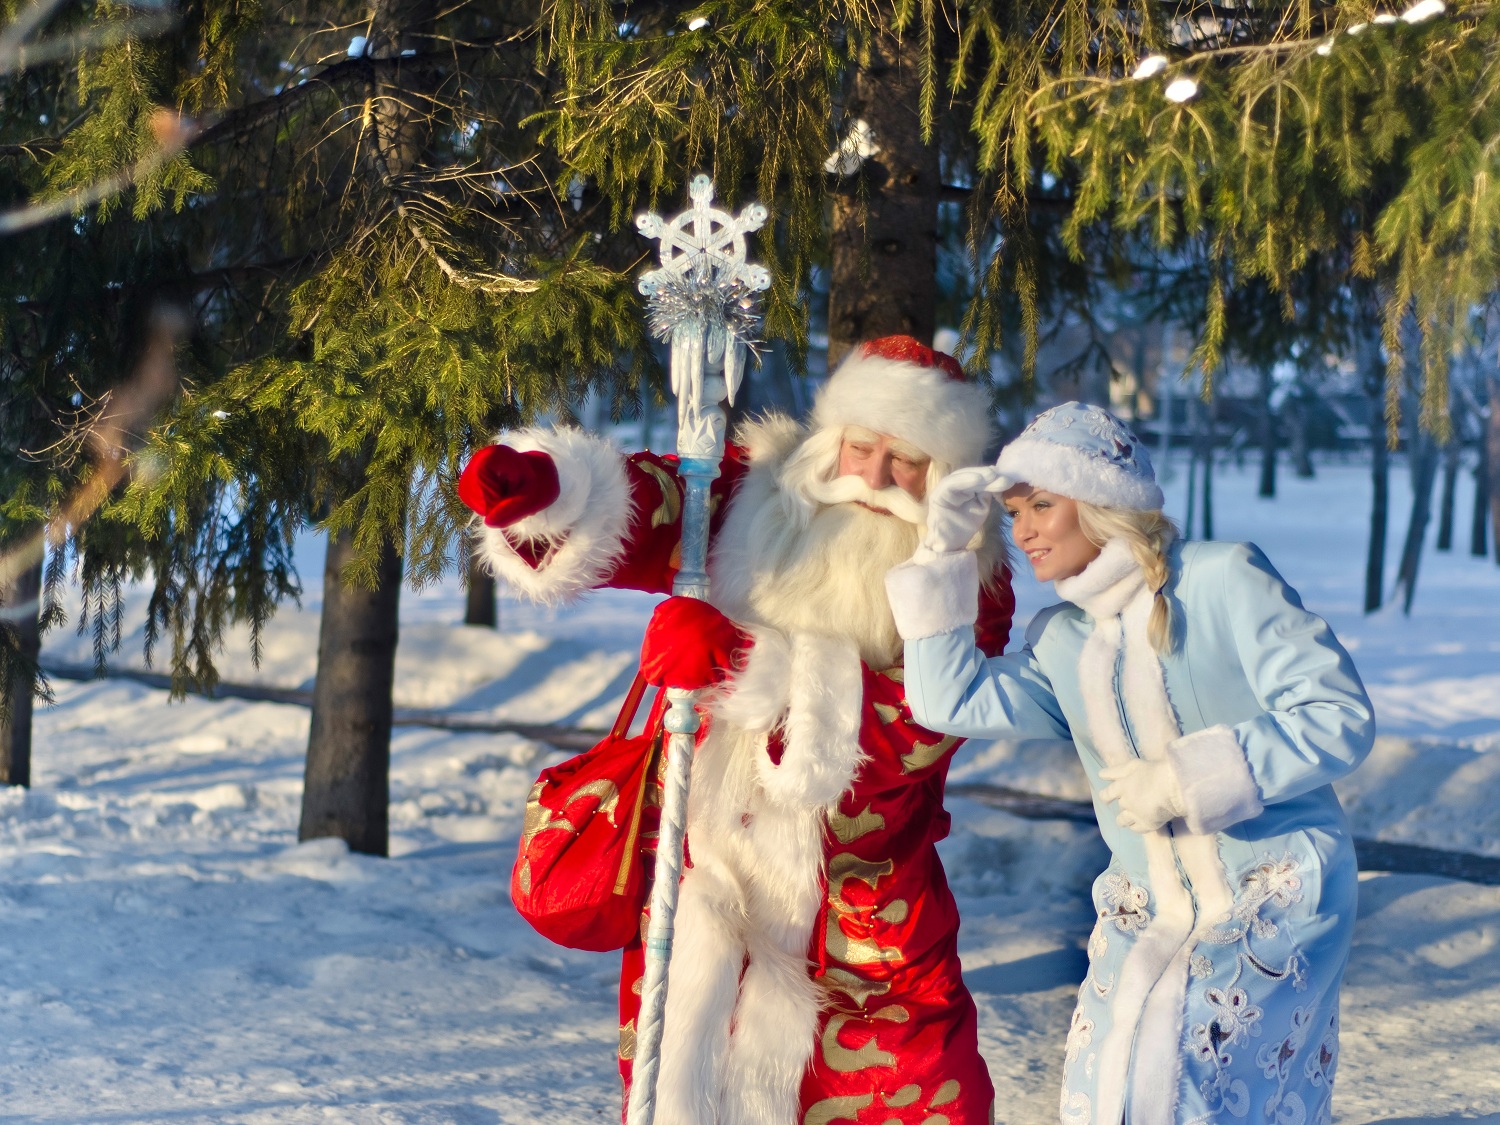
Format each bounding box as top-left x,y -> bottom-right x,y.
883,551 -> 980,640
997,435 -> 1165,511
1167,724 -> 1264,835
469,427 -> 633,605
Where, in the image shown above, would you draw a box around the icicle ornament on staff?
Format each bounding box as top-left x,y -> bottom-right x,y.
627,174 -> 769,1125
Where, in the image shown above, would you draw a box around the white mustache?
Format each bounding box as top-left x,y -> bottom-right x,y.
802,474 -> 928,525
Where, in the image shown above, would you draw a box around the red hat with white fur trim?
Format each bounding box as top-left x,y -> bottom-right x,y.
812,336 -> 995,468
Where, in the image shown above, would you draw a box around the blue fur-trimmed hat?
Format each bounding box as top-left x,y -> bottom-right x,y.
996,402 -> 1164,511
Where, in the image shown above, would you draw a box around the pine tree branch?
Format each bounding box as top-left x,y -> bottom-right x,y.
188,37 -> 536,155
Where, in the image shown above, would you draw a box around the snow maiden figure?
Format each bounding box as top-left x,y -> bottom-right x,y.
883,403 -> 1375,1125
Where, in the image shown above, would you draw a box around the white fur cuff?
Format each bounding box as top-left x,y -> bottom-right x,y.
884,551 -> 980,640
1166,724 -> 1264,835
470,427 -> 634,605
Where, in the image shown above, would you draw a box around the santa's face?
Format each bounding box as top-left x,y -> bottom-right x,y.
836,428 -> 930,504
1002,484 -> 1102,582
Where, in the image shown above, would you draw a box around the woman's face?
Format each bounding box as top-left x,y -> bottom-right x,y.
1001,484 -> 1101,582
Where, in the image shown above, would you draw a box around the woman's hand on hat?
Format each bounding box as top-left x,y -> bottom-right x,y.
919,466 -> 1003,556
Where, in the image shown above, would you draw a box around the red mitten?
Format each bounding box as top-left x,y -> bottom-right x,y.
640,596 -> 752,690
457,445 -> 561,528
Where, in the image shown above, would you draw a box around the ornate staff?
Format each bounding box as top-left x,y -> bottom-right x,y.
627,174 -> 768,1125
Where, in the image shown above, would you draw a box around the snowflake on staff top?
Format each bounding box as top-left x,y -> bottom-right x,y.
635,174 -> 770,452
636,174 -> 770,301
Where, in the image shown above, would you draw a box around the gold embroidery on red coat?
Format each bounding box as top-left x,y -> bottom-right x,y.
803,1094 -> 875,1125
618,1019 -> 637,1060
828,804 -> 886,844
822,966 -> 890,1007
827,853 -> 903,968
932,1080 -> 961,1106
828,854 -> 895,913
636,461 -> 682,528
872,702 -> 902,725
819,1012 -> 895,1072
888,1084 -> 922,1107
901,734 -> 958,773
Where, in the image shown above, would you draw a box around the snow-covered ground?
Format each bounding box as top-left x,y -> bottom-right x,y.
8,454 -> 1499,1123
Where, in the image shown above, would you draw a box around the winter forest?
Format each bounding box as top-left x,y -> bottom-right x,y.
2,0 -> 1500,1121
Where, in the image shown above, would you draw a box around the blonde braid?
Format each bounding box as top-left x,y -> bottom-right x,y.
1075,502 -> 1180,653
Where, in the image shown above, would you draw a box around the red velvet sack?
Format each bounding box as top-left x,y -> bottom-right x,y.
511,673 -> 667,952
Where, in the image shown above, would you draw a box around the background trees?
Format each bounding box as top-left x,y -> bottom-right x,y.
3,0 -> 1498,850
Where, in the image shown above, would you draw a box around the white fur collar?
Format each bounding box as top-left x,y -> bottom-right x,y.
1052,537 -> 1145,619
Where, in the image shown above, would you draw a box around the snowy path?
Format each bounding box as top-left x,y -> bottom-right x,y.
4,457 -> 1497,1123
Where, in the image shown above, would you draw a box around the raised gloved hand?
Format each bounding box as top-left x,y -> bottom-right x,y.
639,596 -> 753,691
919,466 -> 1013,556
1098,757 -> 1186,833
457,444 -> 561,528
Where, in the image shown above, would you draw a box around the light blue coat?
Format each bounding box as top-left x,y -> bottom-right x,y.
899,540 -> 1375,1125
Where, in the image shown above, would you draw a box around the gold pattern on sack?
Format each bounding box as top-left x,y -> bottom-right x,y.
931,1080 -> 961,1106
517,858 -> 532,894
886,1086 -> 922,1108
872,701 -> 902,725
874,899 -> 909,924
920,1116 -> 951,1125
637,461 -> 683,528
901,734 -> 958,773
522,783 -> 574,840
822,966 -> 890,1007
828,805 -> 886,844
619,1019 -> 637,1061
566,779 -> 621,825
820,1013 -> 895,1073
803,1095 -> 875,1125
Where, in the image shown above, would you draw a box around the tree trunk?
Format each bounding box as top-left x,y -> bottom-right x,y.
297,0 -> 435,855
1489,374 -> 1500,565
464,551 -> 496,628
1366,404 -> 1389,614
1395,428 -> 1440,615
1286,394 -> 1314,478
1258,365 -> 1277,498
826,21 -> 941,369
0,554 -> 41,788
1435,438 -> 1460,551
300,526 -> 402,856
1475,428 -> 1491,559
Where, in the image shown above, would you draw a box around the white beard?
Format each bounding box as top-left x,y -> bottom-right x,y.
709,438 -> 923,669
743,501 -> 919,668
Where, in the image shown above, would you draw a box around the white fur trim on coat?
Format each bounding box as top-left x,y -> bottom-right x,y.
884,551 -> 981,640
813,352 -> 994,468
756,632 -> 867,811
1167,724 -> 1264,835
998,434 -> 1165,511
469,427 -> 633,605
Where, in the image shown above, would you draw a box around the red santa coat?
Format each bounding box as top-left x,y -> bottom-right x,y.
477,419 -> 1013,1125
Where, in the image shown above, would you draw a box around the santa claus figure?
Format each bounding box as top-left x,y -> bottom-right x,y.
458,336 -> 1014,1125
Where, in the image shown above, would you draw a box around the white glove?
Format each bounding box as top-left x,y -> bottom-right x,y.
1098,758 -> 1186,833
919,466 -> 1012,557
